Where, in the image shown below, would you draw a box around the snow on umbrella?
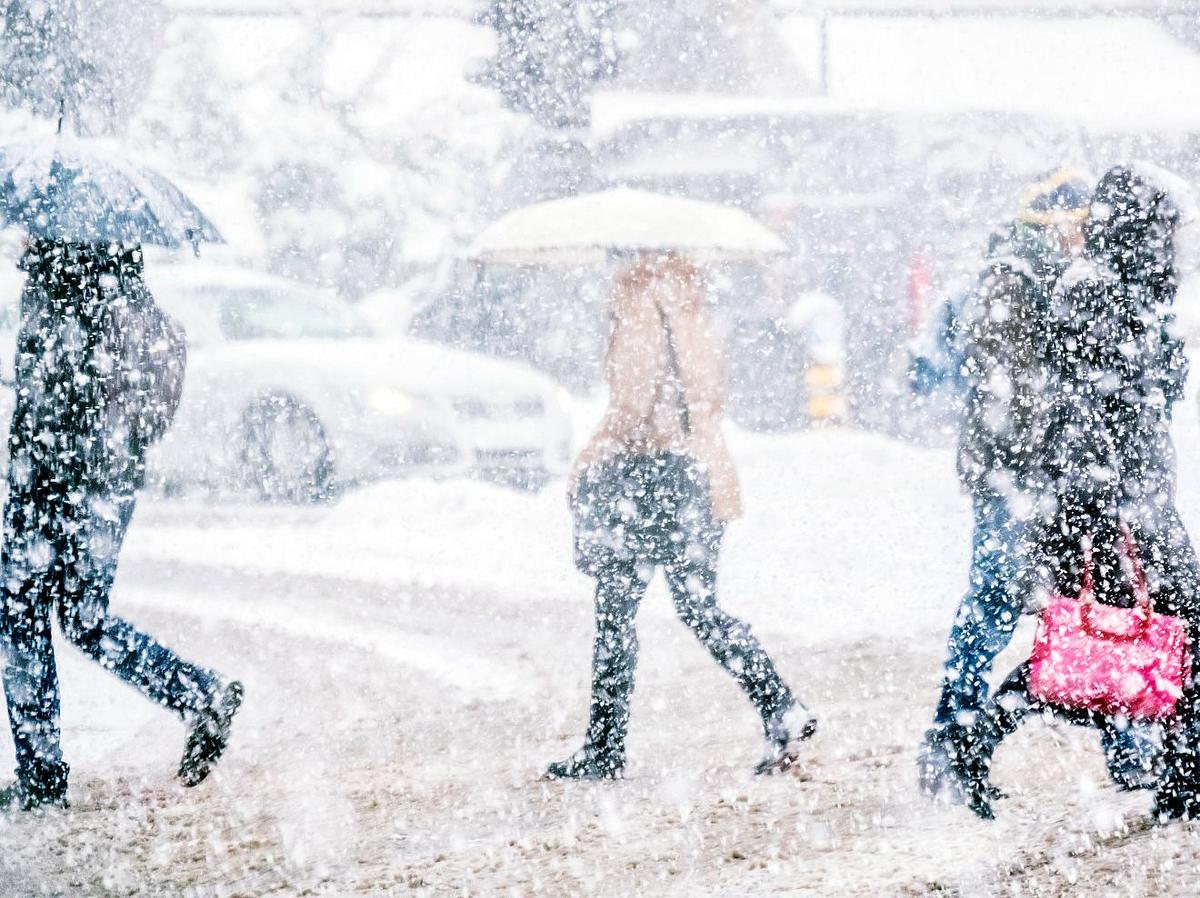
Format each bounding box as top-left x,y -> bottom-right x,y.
469,187 -> 786,265
0,138 -> 223,248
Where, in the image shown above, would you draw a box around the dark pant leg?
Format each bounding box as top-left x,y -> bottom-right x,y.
975,663 -> 1130,777
663,529 -> 796,728
961,662 -> 1035,798
965,663 -> 1109,815
934,498 -> 1025,728
56,494 -> 218,717
0,497 -> 69,791
583,560 -> 650,760
1121,507 -> 1200,810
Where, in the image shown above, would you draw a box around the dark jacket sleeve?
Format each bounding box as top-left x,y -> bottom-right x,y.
955,268 -> 1043,499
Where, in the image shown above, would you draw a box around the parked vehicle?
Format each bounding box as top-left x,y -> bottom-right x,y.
0,264 -> 573,501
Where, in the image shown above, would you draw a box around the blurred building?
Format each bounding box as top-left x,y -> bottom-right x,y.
589,9 -> 1200,431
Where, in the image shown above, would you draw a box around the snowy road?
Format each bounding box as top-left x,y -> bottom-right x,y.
1,424 -> 1200,895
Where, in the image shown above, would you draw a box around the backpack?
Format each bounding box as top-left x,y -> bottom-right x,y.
135,298 -> 188,446
99,281 -> 188,451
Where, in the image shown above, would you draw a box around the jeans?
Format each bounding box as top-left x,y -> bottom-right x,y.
0,489 -> 218,791
935,497 -> 1026,728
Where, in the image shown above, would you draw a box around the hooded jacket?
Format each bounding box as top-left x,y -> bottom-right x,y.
955,221 -> 1068,503
1037,166 -> 1190,598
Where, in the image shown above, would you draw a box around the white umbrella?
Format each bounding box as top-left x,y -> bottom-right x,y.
468,187 -> 787,265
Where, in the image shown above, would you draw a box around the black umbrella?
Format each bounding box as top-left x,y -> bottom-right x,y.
0,137 -> 223,248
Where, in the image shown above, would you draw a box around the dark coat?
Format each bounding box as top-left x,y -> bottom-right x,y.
7,242 -> 185,506
956,222 -> 1068,502
1035,166 -> 1190,604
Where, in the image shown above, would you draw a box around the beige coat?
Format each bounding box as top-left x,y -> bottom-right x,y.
570,259 -> 744,522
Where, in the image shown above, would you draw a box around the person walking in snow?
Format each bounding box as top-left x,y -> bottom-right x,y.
919,169 -> 1157,798
0,240 -> 243,811
546,253 -> 816,780
941,165 -> 1200,821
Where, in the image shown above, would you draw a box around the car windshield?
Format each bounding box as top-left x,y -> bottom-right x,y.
219,289 -> 373,340
154,285 -> 374,346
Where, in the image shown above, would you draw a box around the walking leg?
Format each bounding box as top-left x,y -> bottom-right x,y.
662,530 -> 813,772
954,663 -> 1037,820
58,494 -> 243,787
58,495 -> 223,715
0,501 -> 69,807
922,500 -> 1026,799
1129,509 -> 1200,818
933,500 -> 1025,730
546,560 -> 648,779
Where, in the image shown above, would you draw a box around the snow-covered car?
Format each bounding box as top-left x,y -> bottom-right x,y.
0,265 -> 573,501
147,265 -> 573,500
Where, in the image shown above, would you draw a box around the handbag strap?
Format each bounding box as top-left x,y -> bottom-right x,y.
1080,534 -> 1095,598
655,304 -> 692,437
1080,527 -> 1150,610
1117,524 -> 1152,614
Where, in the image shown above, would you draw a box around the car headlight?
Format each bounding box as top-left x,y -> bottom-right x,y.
368,388 -> 416,417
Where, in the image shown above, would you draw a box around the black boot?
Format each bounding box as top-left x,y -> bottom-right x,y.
1154,741 -> 1200,822
179,679 -> 244,788
918,725 -> 965,799
919,724 -> 1001,820
0,762 -> 69,812
755,703 -> 818,775
953,740 -> 999,821
1154,784 -> 1200,822
545,686 -> 629,781
544,746 -> 625,781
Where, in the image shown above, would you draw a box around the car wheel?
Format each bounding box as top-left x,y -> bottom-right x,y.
240,395 -> 334,503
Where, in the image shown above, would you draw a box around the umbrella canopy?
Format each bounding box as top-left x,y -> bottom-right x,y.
0,138 -> 223,248
469,188 -> 787,265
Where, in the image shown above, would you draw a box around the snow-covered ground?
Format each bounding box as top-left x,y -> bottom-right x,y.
4,402 -> 1200,895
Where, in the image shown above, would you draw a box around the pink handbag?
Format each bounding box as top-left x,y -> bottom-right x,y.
1028,528 -> 1192,720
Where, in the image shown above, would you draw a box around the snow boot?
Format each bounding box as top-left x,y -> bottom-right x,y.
1154,783 -> 1200,822
0,763 -> 69,812
1154,750 -> 1200,821
179,679 -> 244,788
918,726 -> 965,799
544,746 -> 624,781
919,724 -> 1002,819
0,781 -> 68,812
755,703 -> 818,775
